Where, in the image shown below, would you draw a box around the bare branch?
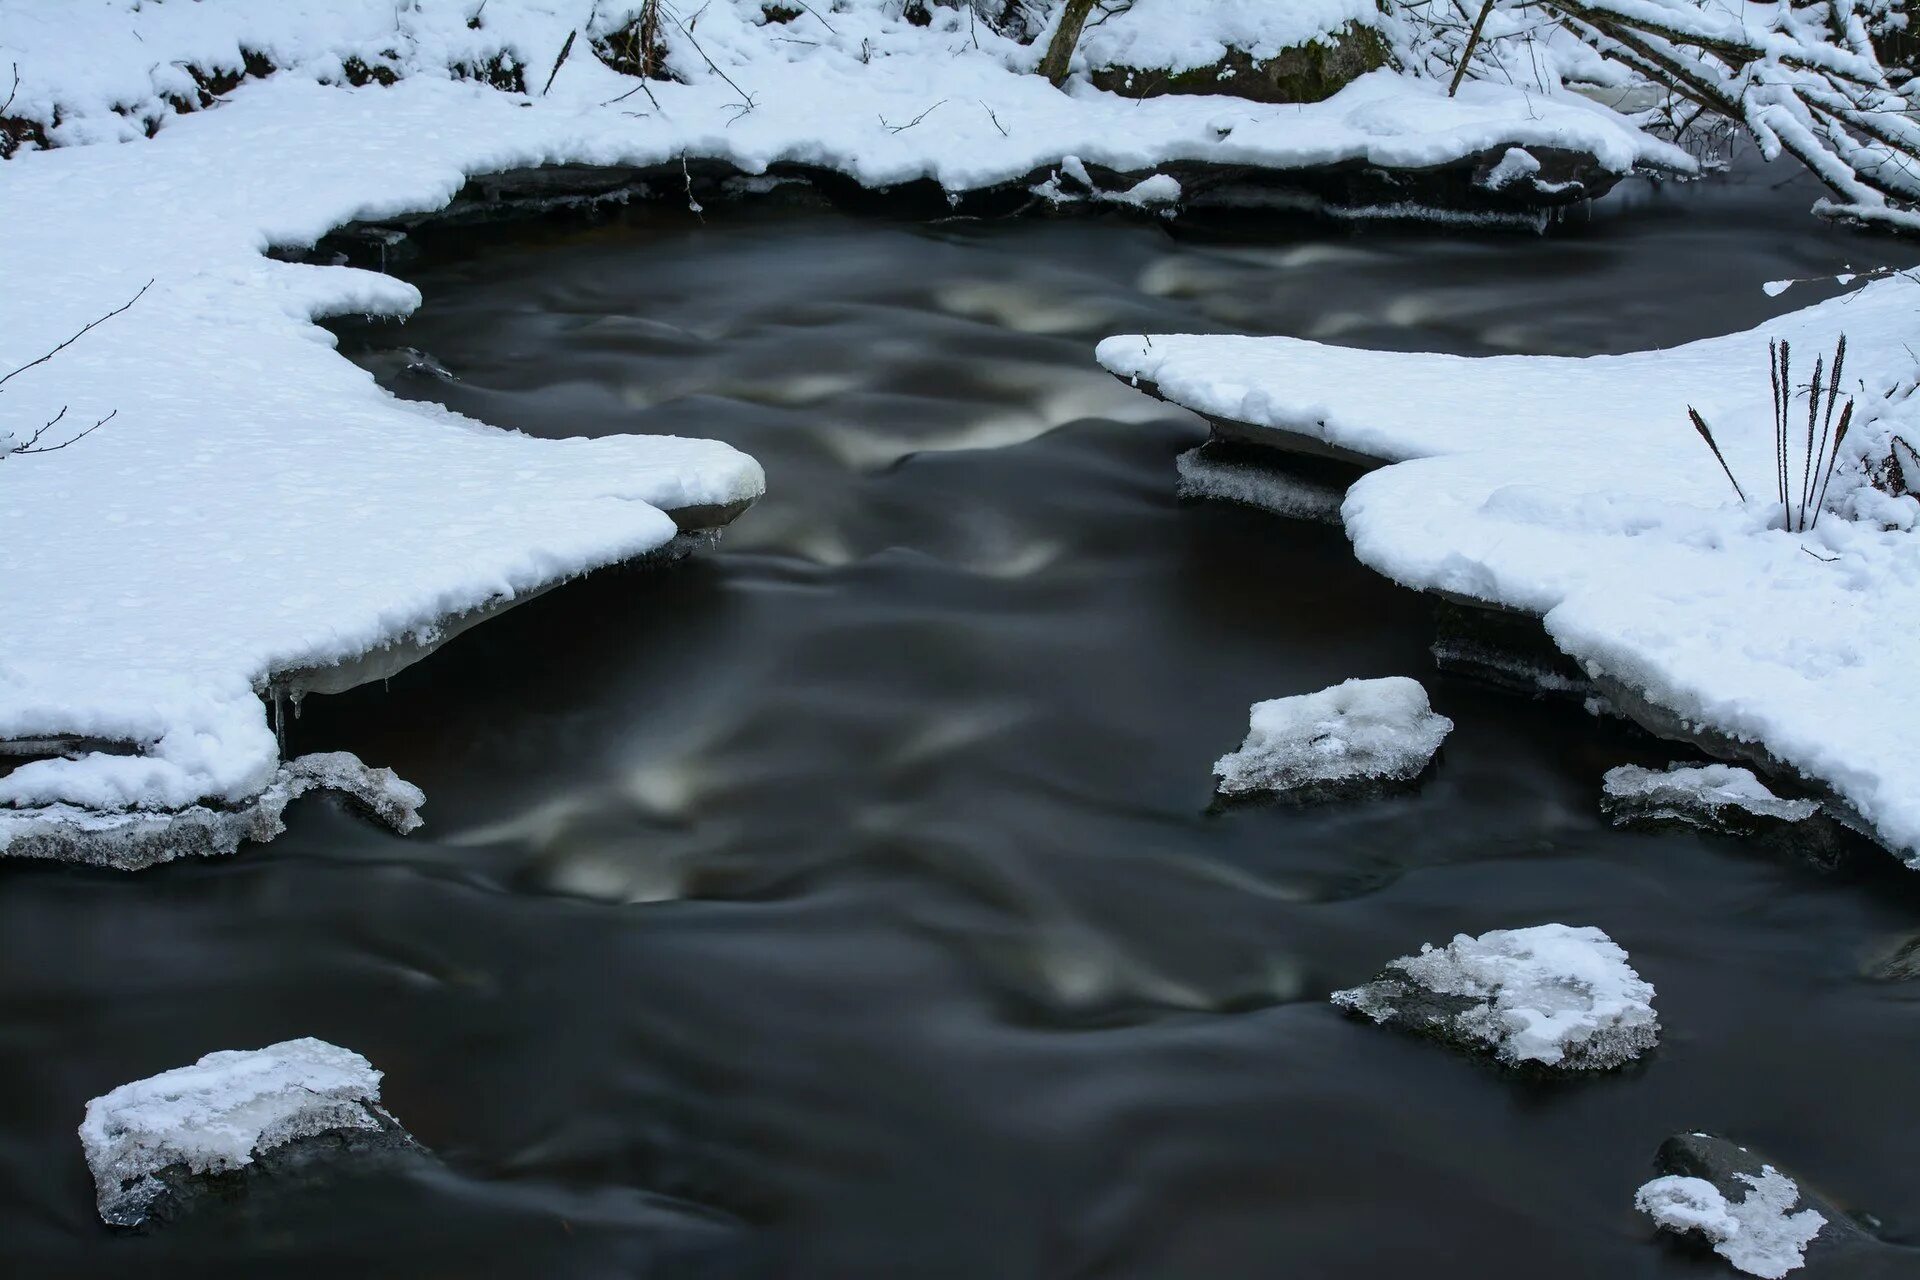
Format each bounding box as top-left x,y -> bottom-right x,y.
0,279 -> 154,394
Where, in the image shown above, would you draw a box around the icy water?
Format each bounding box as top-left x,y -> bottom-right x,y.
10,164 -> 1920,1277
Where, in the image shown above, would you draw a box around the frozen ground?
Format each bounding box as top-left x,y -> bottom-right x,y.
1100,275 -> 1920,862
1332,923 -> 1660,1070
0,0 -> 1689,851
79,1037 -> 397,1227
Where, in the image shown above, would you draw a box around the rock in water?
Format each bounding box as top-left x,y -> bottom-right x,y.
1212,676 -> 1451,803
1331,924 -> 1658,1071
1602,763 -> 1818,831
1600,762 -> 1864,868
1637,1135 -> 1851,1277
80,1038 -> 416,1227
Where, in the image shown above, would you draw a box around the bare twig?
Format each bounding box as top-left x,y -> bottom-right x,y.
0,279 -> 153,394
880,99 -> 946,133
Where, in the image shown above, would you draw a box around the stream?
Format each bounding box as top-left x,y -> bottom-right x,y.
6,160 -> 1920,1277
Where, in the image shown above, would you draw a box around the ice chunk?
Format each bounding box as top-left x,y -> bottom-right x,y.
80,1038 -> 409,1228
1637,1168 -> 1825,1278
1331,923 -> 1659,1070
1603,763 -> 1819,829
1213,676 -> 1451,802
0,751 -> 423,871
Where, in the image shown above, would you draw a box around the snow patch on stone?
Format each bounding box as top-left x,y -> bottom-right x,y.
1213,676 -> 1451,800
1603,763 -> 1819,830
1332,923 -> 1659,1069
1637,1168 -> 1825,1278
80,1038 -> 396,1227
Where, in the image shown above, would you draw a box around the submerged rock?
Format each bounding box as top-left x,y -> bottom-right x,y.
1637,1133 -> 1892,1276
0,751 -> 424,871
1212,676 -> 1451,804
1332,923 -> 1659,1071
80,1038 -> 420,1228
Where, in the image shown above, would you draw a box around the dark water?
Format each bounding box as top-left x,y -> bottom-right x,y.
9,163 -> 1920,1278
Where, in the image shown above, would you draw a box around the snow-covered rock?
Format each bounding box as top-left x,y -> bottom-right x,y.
1331,923 -> 1659,1070
79,1038 -> 413,1228
1603,763 -> 1819,829
0,752 -> 423,870
1637,1172 -> 1822,1278
1213,676 -> 1451,802
1097,272 -> 1920,867
1635,1133 -> 1853,1278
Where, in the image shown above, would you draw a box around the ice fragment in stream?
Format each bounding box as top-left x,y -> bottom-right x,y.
1212,677 -> 1450,803
80,1038 -> 414,1227
1331,924 -> 1658,1070
1637,1168 -> 1825,1277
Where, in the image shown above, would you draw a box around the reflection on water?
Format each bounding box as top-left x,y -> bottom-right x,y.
6,160 -> 1920,1277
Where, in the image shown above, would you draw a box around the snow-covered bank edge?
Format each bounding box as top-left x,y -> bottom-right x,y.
1096,276 -> 1920,864
0,0 -> 1690,865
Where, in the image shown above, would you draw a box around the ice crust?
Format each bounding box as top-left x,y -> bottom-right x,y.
1332,923 -> 1660,1070
1637,1169 -> 1826,1278
1175,446 -> 1344,523
1603,763 -> 1819,829
1097,273 -> 1920,864
0,752 -> 423,870
79,1038 -> 395,1228
1213,676 -> 1451,800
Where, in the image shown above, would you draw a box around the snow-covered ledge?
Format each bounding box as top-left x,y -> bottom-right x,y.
0,0 -> 1688,865
1098,277 -> 1920,863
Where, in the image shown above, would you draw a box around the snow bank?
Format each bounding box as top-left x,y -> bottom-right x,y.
80,1038 -> 403,1227
0,0 -> 1685,838
1637,1169 -> 1825,1278
1214,676 -> 1451,801
1332,923 -> 1660,1070
1098,274 -> 1920,862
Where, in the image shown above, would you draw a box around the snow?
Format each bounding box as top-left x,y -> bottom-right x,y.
1637,1168 -> 1826,1278
1075,0 -> 1380,76
0,751 -> 423,870
1332,923 -> 1660,1070
0,0 -> 1688,838
1603,763 -> 1821,829
1213,676 -> 1451,800
1098,273 -> 1920,862
79,1038 -> 394,1227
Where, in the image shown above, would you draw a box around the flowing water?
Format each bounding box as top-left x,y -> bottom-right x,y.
8,162 -> 1920,1277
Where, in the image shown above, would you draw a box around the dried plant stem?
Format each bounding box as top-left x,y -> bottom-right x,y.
1688,407 -> 1748,502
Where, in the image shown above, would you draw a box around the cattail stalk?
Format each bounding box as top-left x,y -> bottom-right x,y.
1689,407 -> 1748,503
